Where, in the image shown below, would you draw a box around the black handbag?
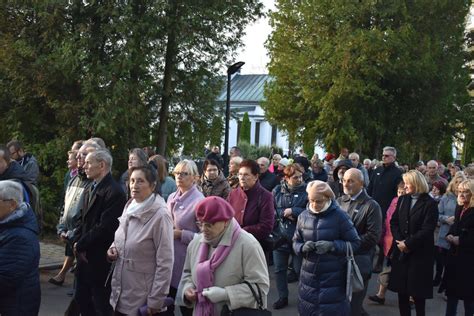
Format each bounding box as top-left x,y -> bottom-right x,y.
220,281 -> 272,316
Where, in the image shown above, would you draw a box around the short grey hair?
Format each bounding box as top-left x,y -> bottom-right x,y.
257,157 -> 270,168
230,156 -> 243,166
427,160 -> 438,168
349,152 -> 360,161
0,180 -> 24,205
383,146 -> 397,157
363,158 -> 371,164
88,150 -> 113,171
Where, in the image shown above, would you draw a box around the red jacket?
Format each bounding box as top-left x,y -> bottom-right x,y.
227,181 -> 275,241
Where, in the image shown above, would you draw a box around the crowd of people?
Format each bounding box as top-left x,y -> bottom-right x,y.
0,139 -> 474,316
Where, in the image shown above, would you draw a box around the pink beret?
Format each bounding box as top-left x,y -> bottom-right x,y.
195,196 -> 235,223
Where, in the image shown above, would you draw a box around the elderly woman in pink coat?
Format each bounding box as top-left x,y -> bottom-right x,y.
107,165 -> 174,315
167,159 -> 205,315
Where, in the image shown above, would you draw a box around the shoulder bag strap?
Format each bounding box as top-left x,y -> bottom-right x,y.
243,281 -> 264,310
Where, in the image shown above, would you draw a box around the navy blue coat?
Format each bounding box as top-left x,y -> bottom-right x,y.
293,201 -> 360,316
0,203 -> 40,316
273,182 -> 308,244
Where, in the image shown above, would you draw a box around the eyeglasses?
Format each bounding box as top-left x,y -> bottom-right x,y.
195,221 -> 215,229
174,171 -> 190,177
0,199 -> 12,202
382,154 -> 393,158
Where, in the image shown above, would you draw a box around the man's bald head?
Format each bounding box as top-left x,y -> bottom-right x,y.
342,168 -> 364,196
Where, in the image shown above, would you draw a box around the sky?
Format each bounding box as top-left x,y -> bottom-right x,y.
235,0 -> 275,75
235,1 -> 474,75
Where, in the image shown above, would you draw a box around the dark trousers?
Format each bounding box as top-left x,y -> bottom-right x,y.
74,265 -> 112,316
351,275 -> 370,316
445,297 -> 474,316
434,247 -> 448,279
398,293 -> 425,316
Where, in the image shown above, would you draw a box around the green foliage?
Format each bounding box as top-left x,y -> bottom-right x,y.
463,131 -> 474,165
209,114 -> 224,149
264,0 -> 472,159
239,112 -> 251,144
237,142 -> 276,160
0,1 -> 263,231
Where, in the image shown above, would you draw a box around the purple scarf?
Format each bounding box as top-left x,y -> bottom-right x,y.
194,219 -> 242,316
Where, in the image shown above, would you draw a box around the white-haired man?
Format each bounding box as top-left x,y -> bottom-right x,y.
74,150 -> 126,315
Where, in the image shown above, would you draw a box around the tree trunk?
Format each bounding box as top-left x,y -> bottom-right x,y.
156,0 -> 178,155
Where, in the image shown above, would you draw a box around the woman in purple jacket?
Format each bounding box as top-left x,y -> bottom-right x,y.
167,159 -> 204,315
227,159 -> 275,257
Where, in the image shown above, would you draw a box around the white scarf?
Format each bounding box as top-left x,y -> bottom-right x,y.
308,200 -> 332,214
125,194 -> 155,215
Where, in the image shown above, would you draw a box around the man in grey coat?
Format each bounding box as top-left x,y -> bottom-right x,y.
337,168 -> 382,316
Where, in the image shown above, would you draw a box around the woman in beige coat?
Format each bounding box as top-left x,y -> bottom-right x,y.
107,165 -> 174,316
177,196 -> 269,316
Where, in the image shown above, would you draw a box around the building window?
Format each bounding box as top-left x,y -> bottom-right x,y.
255,122 -> 260,147
271,124 -> 277,145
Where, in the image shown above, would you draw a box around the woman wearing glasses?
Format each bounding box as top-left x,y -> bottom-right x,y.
177,196 -> 269,315
167,160 -> 204,315
227,159 -> 275,251
444,179 -> 474,316
198,159 -> 230,199
271,164 -> 308,310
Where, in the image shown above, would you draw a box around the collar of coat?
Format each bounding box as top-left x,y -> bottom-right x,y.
122,194 -> 163,224
340,189 -> 369,203
92,172 -> 113,196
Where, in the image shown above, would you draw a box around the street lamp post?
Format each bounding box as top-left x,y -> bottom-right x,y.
223,61 -> 245,176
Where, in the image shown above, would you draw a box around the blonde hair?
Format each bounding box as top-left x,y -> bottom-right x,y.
174,159 -> 199,178
447,171 -> 466,194
458,179 -> 474,208
402,170 -> 429,194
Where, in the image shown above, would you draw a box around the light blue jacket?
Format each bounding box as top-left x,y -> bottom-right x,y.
436,193 -> 457,249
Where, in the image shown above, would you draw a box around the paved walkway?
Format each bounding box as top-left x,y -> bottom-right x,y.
39,241 -> 65,270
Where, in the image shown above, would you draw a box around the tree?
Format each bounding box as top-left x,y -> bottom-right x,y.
153,1 -> 264,155
264,1 -> 472,160
240,112 -> 251,144
0,1 -> 263,230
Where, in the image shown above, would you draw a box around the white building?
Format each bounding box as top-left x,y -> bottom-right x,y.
216,74 -> 291,154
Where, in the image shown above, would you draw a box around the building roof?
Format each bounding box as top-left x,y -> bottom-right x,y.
216,74 -> 271,103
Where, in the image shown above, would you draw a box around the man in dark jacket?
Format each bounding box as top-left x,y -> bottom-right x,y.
367,146 -> 402,272
74,150 -> 126,316
0,146 -> 39,213
0,180 -> 40,316
7,140 -> 40,185
338,168 -> 382,316
257,157 -> 280,192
